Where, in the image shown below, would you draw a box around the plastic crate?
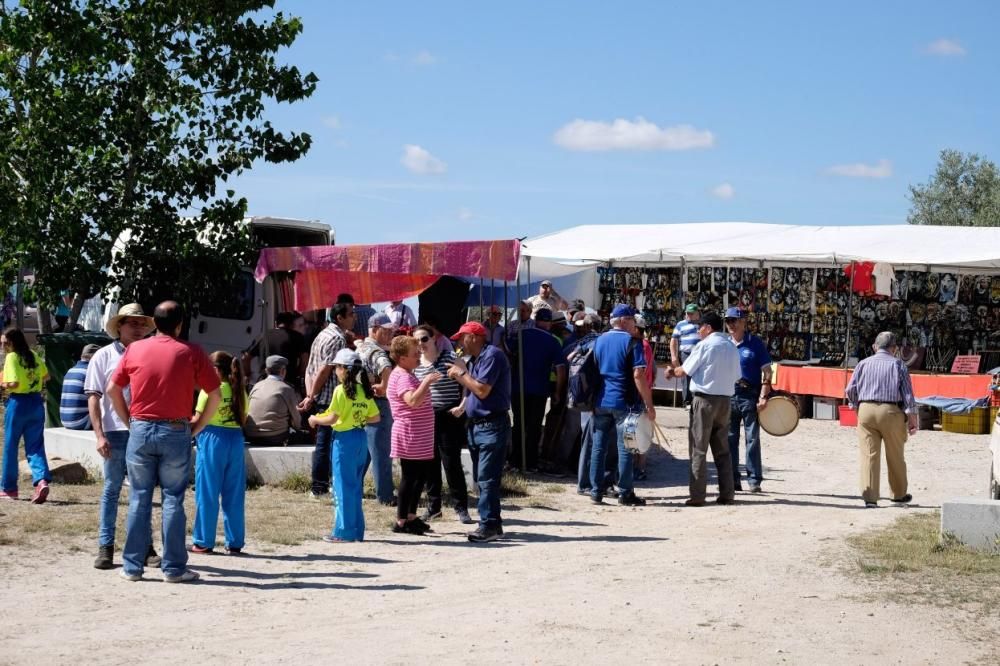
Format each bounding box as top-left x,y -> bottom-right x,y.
940,408 -> 991,435
813,397 -> 839,420
838,405 -> 857,427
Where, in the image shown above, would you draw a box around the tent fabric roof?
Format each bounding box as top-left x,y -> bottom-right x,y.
520,223 -> 1000,271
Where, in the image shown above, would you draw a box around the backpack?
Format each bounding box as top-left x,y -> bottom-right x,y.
567,338 -> 602,411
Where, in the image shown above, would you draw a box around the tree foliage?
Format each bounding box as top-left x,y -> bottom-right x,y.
907,149 -> 1000,227
0,0 -> 316,313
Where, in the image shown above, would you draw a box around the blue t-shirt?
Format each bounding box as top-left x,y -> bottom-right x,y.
734,333 -> 771,386
594,329 -> 646,410
465,344 -> 512,418
672,319 -> 701,354
510,327 -> 565,396
60,360 -> 92,430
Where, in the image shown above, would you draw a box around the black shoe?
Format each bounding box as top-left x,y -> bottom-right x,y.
411,517 -> 433,533
455,508 -> 474,524
890,494 -> 912,504
618,492 -> 647,507
94,544 -> 114,570
590,494 -> 604,505
734,483 -> 744,492
716,496 -> 736,505
467,527 -> 501,543
145,545 -> 162,566
864,501 -> 878,508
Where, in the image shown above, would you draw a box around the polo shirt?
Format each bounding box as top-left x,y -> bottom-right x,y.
594,329 -> 646,411
59,360 -> 92,429
510,327 -> 566,396
464,343 -> 511,419
671,319 -> 701,354
682,332 -> 741,397
84,340 -> 129,432
111,334 -> 220,420
2,350 -> 46,394
732,333 -> 771,386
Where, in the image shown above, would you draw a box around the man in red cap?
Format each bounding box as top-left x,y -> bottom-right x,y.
447,321 -> 511,542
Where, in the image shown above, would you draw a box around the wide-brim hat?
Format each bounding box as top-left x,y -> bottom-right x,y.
105,303 -> 153,339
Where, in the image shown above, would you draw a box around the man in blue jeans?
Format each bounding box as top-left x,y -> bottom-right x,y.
448,321 -> 511,543
590,304 -> 655,506
84,303 -> 159,570
108,301 -> 221,583
356,313 -> 397,505
724,307 -> 772,493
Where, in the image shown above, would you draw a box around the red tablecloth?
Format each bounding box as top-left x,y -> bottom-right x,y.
773,365 -> 992,400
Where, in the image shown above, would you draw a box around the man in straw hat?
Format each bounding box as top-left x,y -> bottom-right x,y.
84,303 -> 158,570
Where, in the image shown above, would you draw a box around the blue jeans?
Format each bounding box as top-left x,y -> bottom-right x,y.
2,393 -> 50,492
729,386 -> 763,485
193,425 -> 246,550
577,410 -> 619,493
362,398 -> 395,503
590,407 -> 634,499
98,430 -> 154,547
311,419 -> 333,495
467,416 -> 510,530
332,428 -> 368,541
122,420 -> 192,577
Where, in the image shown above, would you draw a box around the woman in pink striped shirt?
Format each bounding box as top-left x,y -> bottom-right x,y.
387,335 -> 441,535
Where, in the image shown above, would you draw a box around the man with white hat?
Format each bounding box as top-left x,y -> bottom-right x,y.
84,303 -> 158,570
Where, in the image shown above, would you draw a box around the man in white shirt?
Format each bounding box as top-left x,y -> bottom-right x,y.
384,300 -> 416,328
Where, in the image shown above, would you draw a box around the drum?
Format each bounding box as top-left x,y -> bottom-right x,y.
623,412 -> 653,454
758,390 -> 800,437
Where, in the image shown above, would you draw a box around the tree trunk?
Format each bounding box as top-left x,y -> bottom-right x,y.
38,305 -> 53,334
68,292 -> 85,331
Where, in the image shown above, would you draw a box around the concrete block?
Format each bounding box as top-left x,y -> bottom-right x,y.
244,446 -> 313,485
940,497 -> 1000,554
43,428 -> 105,470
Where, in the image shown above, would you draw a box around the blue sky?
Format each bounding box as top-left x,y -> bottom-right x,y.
236,1 -> 1000,245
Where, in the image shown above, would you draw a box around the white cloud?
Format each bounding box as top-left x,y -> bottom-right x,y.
458,207 -> 474,221
400,144 -> 447,175
711,183 -> 735,200
553,117 -> 715,152
322,115 -> 341,130
826,159 -> 893,179
412,50 -> 437,66
924,39 -> 966,56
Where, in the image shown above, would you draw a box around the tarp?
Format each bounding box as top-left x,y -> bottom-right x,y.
255,240 -> 520,311
520,222 -> 1000,271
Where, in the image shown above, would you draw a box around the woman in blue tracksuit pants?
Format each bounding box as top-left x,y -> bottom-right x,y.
1,327 -> 51,503
189,351 -> 248,554
309,348 -> 380,543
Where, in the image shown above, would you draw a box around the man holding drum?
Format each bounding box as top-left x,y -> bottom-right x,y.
724,307 -> 772,494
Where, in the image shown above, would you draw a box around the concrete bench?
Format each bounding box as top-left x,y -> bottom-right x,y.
940,497 -> 1000,554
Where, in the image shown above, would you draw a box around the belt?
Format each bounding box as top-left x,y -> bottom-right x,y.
860,400 -> 903,408
692,392 -> 729,399
470,412 -> 507,425
130,417 -> 189,425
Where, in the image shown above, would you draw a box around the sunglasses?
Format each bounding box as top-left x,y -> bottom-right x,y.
415,336 -> 431,343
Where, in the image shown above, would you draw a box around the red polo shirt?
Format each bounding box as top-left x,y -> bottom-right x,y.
111,335 -> 221,420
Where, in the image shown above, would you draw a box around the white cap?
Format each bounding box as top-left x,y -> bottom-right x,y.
333,349 -> 360,366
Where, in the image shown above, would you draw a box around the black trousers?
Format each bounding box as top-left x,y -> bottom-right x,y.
510,393 -> 547,470
397,458 -> 438,521
426,409 -> 469,513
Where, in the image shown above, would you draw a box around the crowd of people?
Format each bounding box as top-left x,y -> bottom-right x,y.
0,278 -> 922,582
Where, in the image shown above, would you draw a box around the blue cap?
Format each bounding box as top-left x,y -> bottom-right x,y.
724,307 -> 745,319
610,304 -> 637,318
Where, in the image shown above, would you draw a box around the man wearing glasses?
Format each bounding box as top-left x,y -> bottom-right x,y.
724,307 -> 772,494
482,305 -> 505,348
528,280 -> 568,314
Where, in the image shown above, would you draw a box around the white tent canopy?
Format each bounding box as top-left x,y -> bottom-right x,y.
520,222 -> 1000,272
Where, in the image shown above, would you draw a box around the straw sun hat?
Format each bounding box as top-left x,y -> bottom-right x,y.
105,303 -> 154,339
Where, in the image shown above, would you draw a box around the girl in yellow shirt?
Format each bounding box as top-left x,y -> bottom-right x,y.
1,327 -> 51,503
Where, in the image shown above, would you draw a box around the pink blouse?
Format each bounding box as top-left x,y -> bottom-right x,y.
387,367 -> 435,460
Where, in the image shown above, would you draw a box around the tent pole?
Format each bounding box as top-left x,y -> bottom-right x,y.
526,256 -> 531,301
844,260 -> 855,370
479,277 -> 484,320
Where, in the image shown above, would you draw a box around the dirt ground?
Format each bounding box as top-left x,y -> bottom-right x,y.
1,409 -> 998,665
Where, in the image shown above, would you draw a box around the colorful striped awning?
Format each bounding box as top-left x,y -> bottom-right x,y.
255,239 -> 520,311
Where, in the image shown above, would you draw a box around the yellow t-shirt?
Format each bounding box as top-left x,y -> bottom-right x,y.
2,351 -> 47,394
321,384 -> 378,432
196,381 -> 247,429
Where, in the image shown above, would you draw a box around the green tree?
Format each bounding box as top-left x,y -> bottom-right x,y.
907,149 -> 1000,227
0,0 -> 316,326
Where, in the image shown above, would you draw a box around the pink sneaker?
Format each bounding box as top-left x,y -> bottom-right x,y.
0,490 -> 18,500
31,480 -> 49,505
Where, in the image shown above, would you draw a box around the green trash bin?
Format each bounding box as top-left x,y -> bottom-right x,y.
37,332 -> 113,427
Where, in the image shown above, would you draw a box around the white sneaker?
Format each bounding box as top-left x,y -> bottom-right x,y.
119,569 -> 142,582
164,569 -> 200,583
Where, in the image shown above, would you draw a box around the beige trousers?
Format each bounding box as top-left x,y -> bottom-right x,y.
857,402 -> 908,503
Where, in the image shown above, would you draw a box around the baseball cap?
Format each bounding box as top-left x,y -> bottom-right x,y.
368,313 -> 394,330
333,348 -> 360,366
634,315 -> 648,329
540,279 -> 553,287
534,308 -> 553,322
724,307 -> 746,320
610,304 -> 637,318
451,321 -> 489,340
81,343 -> 102,359
685,303 -> 700,313
265,355 -> 288,372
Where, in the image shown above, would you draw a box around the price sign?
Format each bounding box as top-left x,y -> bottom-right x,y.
950,355 -> 981,374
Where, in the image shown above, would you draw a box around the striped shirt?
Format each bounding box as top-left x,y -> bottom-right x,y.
59,360 -> 92,430
304,324 -> 346,406
387,367 -> 435,460
845,350 -> 917,414
414,351 -> 463,410
672,319 -> 701,353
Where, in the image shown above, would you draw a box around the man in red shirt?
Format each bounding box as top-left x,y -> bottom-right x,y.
108,301 -> 221,584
